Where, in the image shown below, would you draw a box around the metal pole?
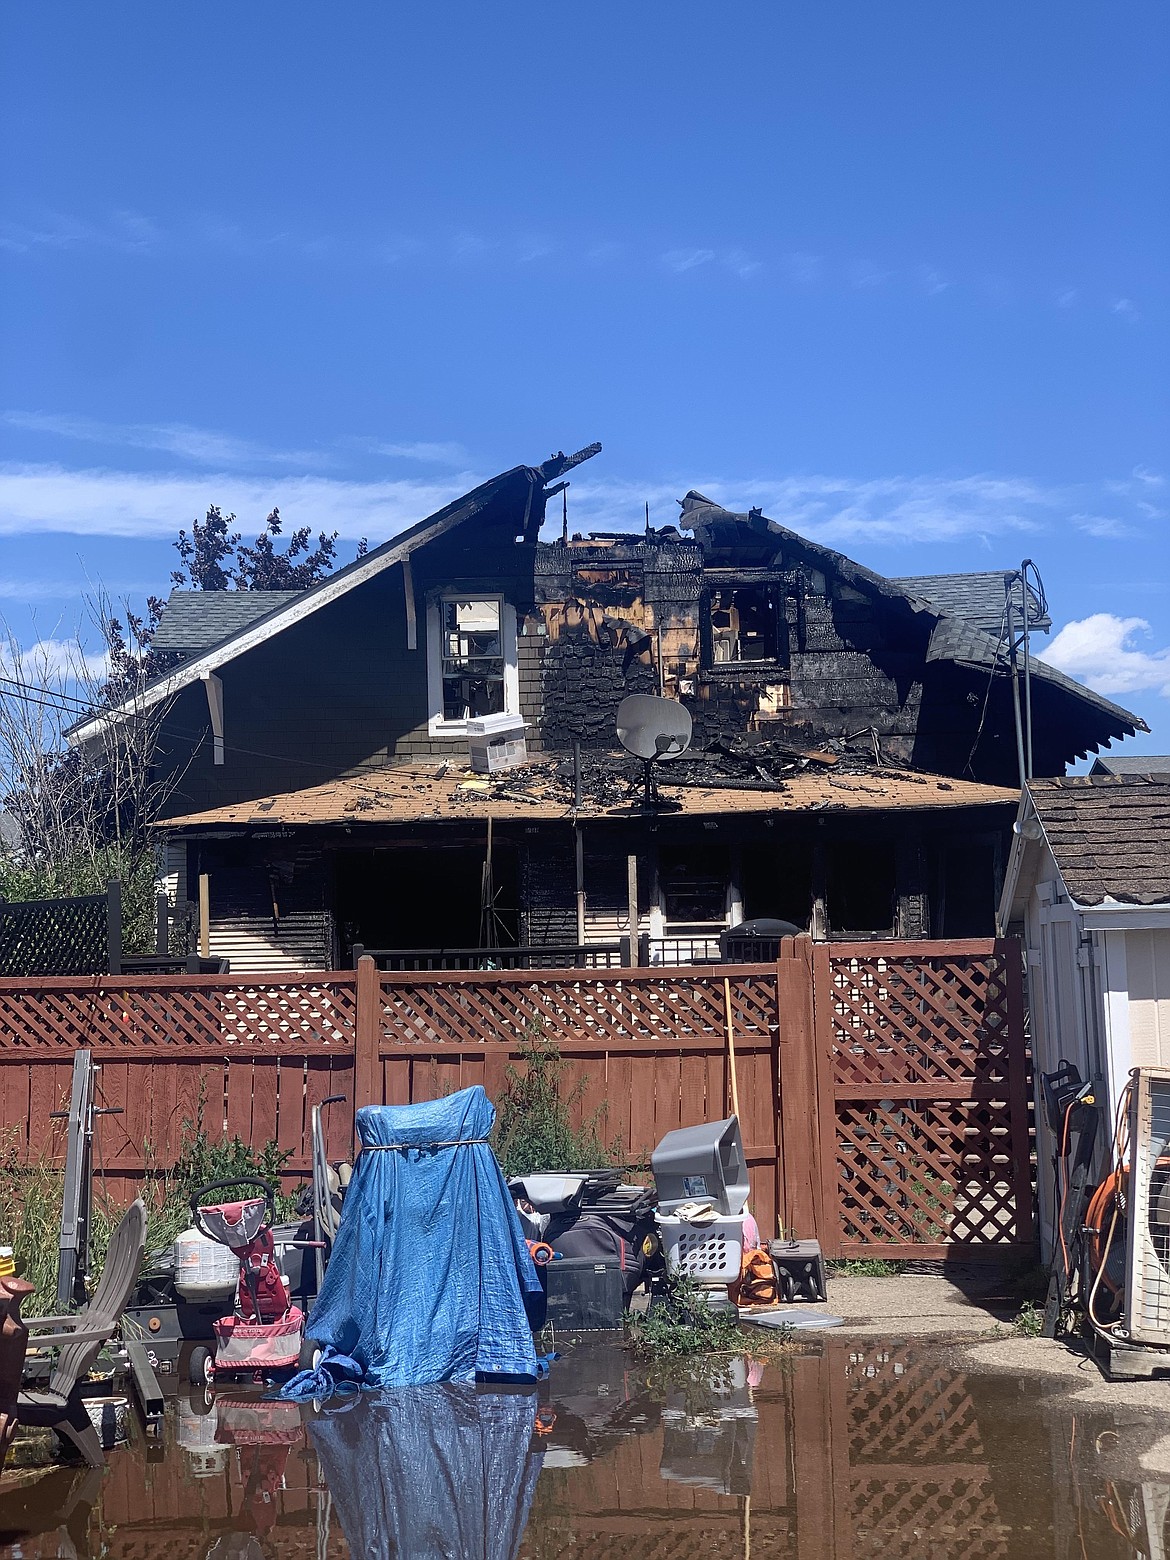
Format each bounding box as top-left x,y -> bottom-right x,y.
574,825 -> 586,947
57,1050 -> 95,1309
106,879 -> 122,975
1004,575 -> 1026,790
627,853 -> 640,966
1021,559 -> 1034,780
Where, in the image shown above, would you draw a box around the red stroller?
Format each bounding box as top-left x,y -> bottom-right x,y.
188,1179 -> 314,1388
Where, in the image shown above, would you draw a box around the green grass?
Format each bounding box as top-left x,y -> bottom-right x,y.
828,1258 -> 899,1278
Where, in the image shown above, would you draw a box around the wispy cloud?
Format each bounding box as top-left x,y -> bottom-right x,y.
847,260 -> 893,289
0,208 -> 1147,319
0,460 -> 1161,557
0,463 -> 472,542
1074,514 -> 1137,540
917,266 -> 951,296
661,248 -> 716,274
0,209 -> 160,255
1,410 -> 325,470
1042,614 -> 1170,699
355,440 -> 470,466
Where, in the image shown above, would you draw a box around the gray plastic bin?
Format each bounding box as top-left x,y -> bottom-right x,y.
651,1116 -> 749,1216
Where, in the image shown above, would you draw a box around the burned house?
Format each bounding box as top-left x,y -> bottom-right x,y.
71,445 -> 1146,971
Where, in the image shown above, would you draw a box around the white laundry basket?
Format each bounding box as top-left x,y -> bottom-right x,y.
658,1213 -> 743,1284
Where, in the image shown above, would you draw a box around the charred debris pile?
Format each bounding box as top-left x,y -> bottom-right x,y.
446,731 -> 938,814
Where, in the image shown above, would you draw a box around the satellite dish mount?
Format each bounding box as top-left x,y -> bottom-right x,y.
615,695 -> 693,809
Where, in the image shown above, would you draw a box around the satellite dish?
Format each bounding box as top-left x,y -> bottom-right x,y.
616,695 -> 692,807
616,695 -> 692,761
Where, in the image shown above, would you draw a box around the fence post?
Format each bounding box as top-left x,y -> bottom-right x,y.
106,880 -> 122,975
354,955 -> 381,1115
776,936 -> 825,1244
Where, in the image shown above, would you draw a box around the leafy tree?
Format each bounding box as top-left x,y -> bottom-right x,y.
172,505 -> 349,592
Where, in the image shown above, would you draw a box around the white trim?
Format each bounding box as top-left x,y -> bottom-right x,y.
402,557 -> 417,651
202,672 -> 224,766
425,593 -> 519,737
1078,904 -> 1170,931
1101,929 -> 1133,1124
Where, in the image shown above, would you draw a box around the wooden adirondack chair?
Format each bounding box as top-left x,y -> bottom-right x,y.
14,1199 -> 147,1468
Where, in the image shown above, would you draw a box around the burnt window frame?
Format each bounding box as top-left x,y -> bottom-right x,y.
700,581 -> 785,670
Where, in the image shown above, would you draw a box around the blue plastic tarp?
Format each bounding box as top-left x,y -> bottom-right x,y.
310,1384 -> 542,1560
293,1087 -> 543,1386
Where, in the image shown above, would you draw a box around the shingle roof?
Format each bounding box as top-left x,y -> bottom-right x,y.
158,763 -> 1018,830
1029,775 -> 1170,906
151,589 -> 305,653
1090,755 -> 1170,778
890,571 -> 1050,634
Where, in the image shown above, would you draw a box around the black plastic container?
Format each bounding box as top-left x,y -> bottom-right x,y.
544,1257 -> 624,1331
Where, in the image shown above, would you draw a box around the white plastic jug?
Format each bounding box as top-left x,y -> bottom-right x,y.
173,1227 -> 239,1303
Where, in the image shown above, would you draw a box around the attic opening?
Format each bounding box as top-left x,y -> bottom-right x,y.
705,587 -> 781,667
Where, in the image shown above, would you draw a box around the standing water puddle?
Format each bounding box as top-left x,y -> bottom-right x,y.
1,1339 -> 1166,1558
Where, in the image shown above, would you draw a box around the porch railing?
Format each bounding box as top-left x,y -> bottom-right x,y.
351,942 -> 626,971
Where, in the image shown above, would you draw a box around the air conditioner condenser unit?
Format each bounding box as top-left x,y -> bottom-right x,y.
1122,1066 -> 1170,1349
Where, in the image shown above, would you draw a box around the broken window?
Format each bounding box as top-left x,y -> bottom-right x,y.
439,596 -> 506,722
659,844 -> 729,923
707,587 -> 779,664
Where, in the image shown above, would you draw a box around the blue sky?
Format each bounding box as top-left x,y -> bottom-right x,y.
1,3 -> 1167,751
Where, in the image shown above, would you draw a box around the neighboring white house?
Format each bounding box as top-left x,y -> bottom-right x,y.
998,774 -> 1170,1256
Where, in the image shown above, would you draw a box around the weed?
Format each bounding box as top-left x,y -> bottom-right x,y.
492,1026 -> 620,1177
828,1258 -> 899,1278
0,1089 -> 300,1307
1013,1300 -> 1045,1338
627,1275 -> 743,1359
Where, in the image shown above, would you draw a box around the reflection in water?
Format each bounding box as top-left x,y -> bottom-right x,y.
310,1385 -> 542,1560
2,1342 -> 1170,1558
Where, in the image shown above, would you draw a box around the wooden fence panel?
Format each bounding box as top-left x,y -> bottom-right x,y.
808,938 -> 1034,1258
368,966 -> 782,1234
0,947 -> 1032,1257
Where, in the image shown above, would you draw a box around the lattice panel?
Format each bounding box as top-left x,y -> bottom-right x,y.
0,979 -> 357,1052
0,892 -> 108,977
836,1097 -> 1020,1246
378,972 -> 779,1050
849,1477 -> 1009,1560
826,951 -> 1012,1088
843,1348 -> 1008,1560
844,1348 -> 987,1464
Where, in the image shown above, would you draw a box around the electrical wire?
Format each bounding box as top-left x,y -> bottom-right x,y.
962,594 -> 1012,779
1086,1079 -> 1133,1336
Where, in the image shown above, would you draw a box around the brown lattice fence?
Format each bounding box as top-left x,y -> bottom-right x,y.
0,940 -> 1033,1254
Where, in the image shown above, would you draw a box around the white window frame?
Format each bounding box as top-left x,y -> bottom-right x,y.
426,592 -> 519,735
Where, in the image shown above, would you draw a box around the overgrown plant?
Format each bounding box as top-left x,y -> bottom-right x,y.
0,1094 -> 300,1306
492,1026 -> 620,1177
627,1274 -> 744,1358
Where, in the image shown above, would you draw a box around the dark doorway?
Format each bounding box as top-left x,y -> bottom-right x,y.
334,843 -> 519,962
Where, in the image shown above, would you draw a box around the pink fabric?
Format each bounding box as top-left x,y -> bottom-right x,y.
742,1211 -> 760,1250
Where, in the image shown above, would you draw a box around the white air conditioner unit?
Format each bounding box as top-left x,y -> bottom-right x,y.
1122,1066 -> 1170,1348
